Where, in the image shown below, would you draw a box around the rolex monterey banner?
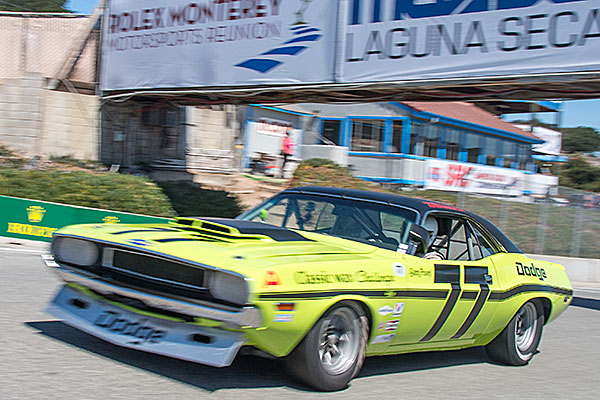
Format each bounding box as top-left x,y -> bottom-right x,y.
100,0 -> 338,90
100,1 -> 600,91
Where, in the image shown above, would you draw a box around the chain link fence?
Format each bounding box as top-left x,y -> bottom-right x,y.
452,188 -> 600,259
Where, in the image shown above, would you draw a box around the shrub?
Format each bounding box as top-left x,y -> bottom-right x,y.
157,181 -> 243,218
0,168 -> 176,216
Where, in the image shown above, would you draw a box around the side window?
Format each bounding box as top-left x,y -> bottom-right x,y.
427,216 -> 473,261
468,222 -> 497,260
448,220 -> 470,261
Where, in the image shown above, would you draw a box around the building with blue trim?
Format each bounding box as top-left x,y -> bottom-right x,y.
241,101 -> 557,195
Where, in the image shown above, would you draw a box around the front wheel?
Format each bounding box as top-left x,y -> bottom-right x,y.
283,302 -> 368,391
486,300 -> 544,365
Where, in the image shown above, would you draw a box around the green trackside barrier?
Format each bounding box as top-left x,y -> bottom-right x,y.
0,195 -> 171,243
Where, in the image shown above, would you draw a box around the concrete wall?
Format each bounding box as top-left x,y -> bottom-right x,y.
528,254 -> 600,284
186,106 -> 236,172
0,73 -> 98,159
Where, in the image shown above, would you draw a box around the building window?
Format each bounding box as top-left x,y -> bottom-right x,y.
391,120 -> 403,153
423,124 -> 439,158
503,141 -> 517,168
321,120 -> 341,145
465,132 -> 481,164
350,119 -> 384,152
486,137 -> 500,166
410,121 -> 424,156
518,144 -> 531,170
446,128 -> 461,161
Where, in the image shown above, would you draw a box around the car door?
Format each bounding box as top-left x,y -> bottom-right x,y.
390,213 -> 501,348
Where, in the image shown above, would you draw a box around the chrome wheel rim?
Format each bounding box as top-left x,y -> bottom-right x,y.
514,303 -> 538,357
318,308 -> 360,375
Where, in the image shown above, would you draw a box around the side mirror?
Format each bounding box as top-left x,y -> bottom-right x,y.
407,224 -> 431,256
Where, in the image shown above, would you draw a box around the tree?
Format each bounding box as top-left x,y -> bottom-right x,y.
559,157 -> 600,192
0,0 -> 70,12
561,126 -> 600,153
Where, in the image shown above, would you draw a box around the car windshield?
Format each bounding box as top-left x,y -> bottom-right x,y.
238,193 -> 418,251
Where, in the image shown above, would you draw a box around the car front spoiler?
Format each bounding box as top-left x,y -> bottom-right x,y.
42,254 -> 262,329
47,285 -> 244,367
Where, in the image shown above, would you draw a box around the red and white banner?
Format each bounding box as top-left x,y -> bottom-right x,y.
425,159 -> 525,196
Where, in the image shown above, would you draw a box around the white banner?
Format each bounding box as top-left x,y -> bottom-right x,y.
342,0 -> 600,83
100,0 -> 337,91
425,159 -> 525,196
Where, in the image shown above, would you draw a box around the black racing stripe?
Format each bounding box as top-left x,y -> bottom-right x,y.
460,291 -> 478,300
489,284 -> 573,301
452,284 -> 490,339
394,290 -> 448,299
258,289 -> 448,300
420,283 -> 462,342
153,237 -> 216,243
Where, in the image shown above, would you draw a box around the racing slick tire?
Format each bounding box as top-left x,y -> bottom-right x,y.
283,301 -> 369,391
486,300 -> 544,366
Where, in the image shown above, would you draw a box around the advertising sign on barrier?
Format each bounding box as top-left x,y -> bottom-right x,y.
0,195 -> 170,242
425,159 -> 525,196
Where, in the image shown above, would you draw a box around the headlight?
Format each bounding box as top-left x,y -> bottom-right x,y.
210,272 -> 249,306
53,238 -> 99,267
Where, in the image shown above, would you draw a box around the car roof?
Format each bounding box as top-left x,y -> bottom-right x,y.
283,186 -> 466,216
282,186 -> 521,254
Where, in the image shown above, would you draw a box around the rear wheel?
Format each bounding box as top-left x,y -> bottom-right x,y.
283,302 -> 368,391
486,300 -> 544,365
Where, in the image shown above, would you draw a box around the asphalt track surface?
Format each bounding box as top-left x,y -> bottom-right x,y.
1,239 -> 599,399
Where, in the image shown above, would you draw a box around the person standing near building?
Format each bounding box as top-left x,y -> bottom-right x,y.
281,129 -> 294,178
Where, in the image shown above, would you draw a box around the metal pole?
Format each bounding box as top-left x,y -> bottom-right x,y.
499,200 -> 509,233
535,197 -> 549,254
570,205 -> 584,258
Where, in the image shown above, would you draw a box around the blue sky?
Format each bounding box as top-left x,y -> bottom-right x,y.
65,0 -> 98,14
66,0 -> 600,133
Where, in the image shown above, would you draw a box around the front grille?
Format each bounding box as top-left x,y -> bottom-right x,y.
97,248 -> 231,306
111,250 -> 206,288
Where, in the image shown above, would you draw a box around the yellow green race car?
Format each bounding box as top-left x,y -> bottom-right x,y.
44,186 -> 573,391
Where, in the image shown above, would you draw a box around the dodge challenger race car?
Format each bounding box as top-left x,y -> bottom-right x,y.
44,186 -> 573,391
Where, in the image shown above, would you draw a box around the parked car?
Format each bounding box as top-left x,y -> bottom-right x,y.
44,186 -> 572,391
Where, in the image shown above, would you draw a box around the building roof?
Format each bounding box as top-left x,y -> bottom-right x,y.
401,101 -> 539,140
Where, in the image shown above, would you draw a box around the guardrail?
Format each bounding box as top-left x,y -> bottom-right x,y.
0,195 -> 170,243
528,254 -> 600,284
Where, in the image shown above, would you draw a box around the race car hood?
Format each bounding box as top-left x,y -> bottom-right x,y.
53,217 -> 379,272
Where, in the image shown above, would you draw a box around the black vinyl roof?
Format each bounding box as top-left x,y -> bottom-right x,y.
283,186 -> 521,254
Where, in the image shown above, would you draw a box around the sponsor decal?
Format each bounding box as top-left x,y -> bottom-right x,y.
274,314 -> 294,323
392,302 -> 405,317
385,320 -> 400,332
263,270 -> 281,287
377,305 -> 393,316
516,262 -> 547,281
94,310 -> 166,344
294,270 -> 395,284
409,268 -> 432,278
377,321 -> 385,330
370,333 -> 395,344
392,262 -> 406,278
